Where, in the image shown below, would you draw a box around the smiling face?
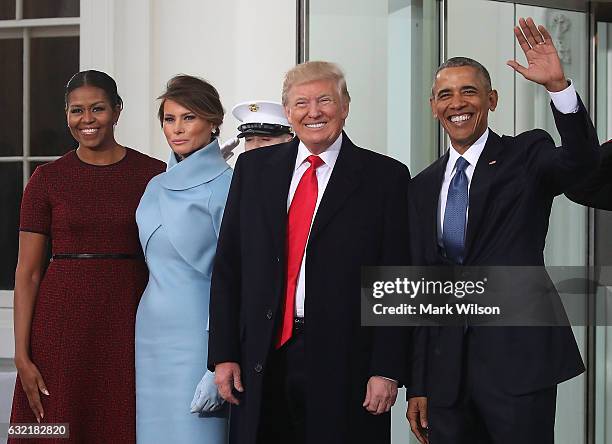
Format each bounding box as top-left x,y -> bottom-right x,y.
284,79 -> 349,154
66,85 -> 120,150
431,66 -> 498,154
162,99 -> 215,157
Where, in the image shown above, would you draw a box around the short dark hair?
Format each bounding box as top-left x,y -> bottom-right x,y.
432,57 -> 492,96
65,70 -> 123,109
158,75 -> 224,138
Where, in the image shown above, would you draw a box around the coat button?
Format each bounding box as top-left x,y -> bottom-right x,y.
254,363 -> 263,373
266,309 -> 273,319
275,256 -> 280,263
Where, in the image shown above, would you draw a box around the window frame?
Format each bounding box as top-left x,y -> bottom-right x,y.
0,0 -> 79,304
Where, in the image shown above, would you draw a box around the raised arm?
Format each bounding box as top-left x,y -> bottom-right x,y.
508,17 -> 599,193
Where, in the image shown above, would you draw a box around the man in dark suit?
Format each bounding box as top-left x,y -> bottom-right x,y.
566,139 -> 612,210
406,18 -> 599,444
208,61 -> 410,444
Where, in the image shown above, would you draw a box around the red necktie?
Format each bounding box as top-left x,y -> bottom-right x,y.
277,155 -> 324,348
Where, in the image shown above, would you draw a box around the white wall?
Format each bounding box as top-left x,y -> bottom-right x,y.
81,0 -> 296,162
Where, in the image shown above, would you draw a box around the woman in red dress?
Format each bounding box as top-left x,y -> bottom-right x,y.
10,70 -> 165,443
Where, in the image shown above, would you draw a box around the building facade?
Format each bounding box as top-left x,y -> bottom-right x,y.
0,0 -> 611,442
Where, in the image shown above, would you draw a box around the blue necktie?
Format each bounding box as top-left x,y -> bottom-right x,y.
442,157 -> 469,264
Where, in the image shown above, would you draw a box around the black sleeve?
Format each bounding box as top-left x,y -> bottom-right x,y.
406,327 -> 428,398
538,94 -> 601,195
368,162 -> 412,384
565,140 -> 612,210
406,185 -> 428,398
208,155 -> 244,370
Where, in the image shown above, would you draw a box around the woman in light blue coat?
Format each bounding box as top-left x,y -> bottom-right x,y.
135,75 -> 231,443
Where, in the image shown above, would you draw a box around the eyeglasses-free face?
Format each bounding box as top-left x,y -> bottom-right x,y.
284,79 -> 349,154
431,66 -> 498,154
162,99 -> 215,158
66,85 -> 121,151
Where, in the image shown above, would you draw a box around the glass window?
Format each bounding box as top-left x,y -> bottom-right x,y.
308,3 -> 439,442
596,22 -> 611,144
0,163 -> 22,289
594,20 -> 612,444
308,0 -> 439,175
447,0 -> 516,137
23,0 -> 79,19
30,36 -> 79,156
0,38 -> 22,156
0,0 -> 15,20
0,6 -> 78,291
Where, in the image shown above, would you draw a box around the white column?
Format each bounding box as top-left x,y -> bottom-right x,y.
80,0 -> 115,74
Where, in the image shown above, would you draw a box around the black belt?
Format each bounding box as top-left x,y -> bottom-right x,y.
51,253 -> 143,260
294,317 -> 305,334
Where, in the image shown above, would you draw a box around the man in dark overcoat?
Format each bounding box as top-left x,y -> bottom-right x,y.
208,60 -> 410,444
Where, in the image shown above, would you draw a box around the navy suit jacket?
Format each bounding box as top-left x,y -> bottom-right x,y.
566,139 -> 612,210
408,97 -> 599,406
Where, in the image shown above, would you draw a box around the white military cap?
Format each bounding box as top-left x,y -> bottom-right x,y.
232,100 -> 292,138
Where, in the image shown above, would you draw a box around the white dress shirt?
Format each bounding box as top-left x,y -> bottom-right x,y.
437,82 -> 579,245
288,133 -> 342,317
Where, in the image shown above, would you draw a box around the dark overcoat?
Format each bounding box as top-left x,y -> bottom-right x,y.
208,133 -> 411,444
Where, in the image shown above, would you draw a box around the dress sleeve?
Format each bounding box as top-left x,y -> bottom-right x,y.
19,166 -> 51,235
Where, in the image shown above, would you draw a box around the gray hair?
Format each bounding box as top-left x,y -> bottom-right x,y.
432,57 -> 492,97
282,61 -> 351,106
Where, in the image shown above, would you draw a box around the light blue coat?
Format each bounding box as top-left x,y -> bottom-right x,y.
135,139 -> 231,444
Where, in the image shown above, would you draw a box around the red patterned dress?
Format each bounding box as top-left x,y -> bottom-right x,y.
10,148 -> 164,444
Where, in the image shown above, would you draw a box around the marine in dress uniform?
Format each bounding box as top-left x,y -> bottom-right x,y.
232,100 -> 294,151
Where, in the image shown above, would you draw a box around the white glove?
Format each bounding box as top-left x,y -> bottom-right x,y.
190,370 -> 225,413
220,137 -> 240,160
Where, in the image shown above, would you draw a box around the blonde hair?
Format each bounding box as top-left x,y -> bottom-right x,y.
282,61 -> 351,106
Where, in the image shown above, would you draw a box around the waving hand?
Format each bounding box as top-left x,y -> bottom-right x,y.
507,17 -> 568,92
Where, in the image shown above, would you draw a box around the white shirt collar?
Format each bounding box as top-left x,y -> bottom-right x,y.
294,133 -> 343,172
447,128 -> 489,171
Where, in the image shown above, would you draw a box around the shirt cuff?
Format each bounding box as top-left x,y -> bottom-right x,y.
549,80 -> 579,114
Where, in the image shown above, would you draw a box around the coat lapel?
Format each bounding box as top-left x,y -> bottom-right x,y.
423,152 -> 449,258
309,133 -> 363,241
261,138 -> 298,256
464,130 -> 504,259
